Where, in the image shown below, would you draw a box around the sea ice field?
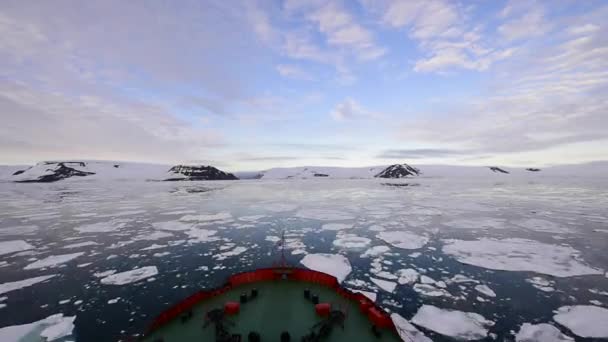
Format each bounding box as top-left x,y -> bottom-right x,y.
0,178 -> 607,341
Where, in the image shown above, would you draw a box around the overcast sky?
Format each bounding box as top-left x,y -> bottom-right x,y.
1,0 -> 607,170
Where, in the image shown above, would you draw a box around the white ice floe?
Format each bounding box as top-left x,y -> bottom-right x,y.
0,240 -> 34,256
420,275 -> 436,284
361,246 -> 390,258
370,277 -> 397,293
214,246 -> 247,260
475,284 -> 496,297
391,313 -> 432,342
368,225 -> 385,232
135,231 -> 174,241
107,297 -> 120,304
93,270 -> 116,278
377,231 -> 429,250
264,203 -> 298,212
24,253 -> 84,270
0,225 -> 39,236
265,236 -> 280,243
295,209 -> 355,221
62,241 -> 99,249
321,223 -> 353,231
238,215 -> 266,222
413,284 -> 451,297
515,218 -> 571,233
515,323 -> 573,342
100,266 -> 158,285
185,228 -> 218,243
332,234 -> 371,249
411,305 -> 494,340
442,238 -> 603,277
153,252 -> 170,257
553,305 -> 608,338
375,271 -> 398,280
349,289 -> 377,302
442,217 -> 506,230
300,253 -> 352,283
449,274 -> 478,284
0,313 -> 76,342
75,220 -> 128,233
141,244 -> 166,251
409,252 -> 421,258
152,221 -> 192,231
397,269 -> 419,285
0,275 -> 57,295
180,212 -> 232,222
526,277 -> 555,292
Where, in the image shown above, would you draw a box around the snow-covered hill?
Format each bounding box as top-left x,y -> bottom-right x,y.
1,161 -> 238,183
1,160 -> 607,182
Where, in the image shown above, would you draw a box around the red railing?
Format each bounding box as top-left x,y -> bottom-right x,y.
144,267 -> 396,337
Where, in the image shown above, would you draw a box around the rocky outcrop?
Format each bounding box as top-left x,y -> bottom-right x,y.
313,173 -> 329,177
164,165 -> 238,181
526,168 -> 541,172
375,164 -> 420,178
14,162 -> 95,183
489,166 -> 509,174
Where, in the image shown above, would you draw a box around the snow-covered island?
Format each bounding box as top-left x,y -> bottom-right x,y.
1,160 -> 607,183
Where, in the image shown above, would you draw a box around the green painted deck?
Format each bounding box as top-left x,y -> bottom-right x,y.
143,280 -> 402,341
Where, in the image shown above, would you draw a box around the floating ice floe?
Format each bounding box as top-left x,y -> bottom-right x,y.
75,220 -> 128,233
411,304 -> 494,340
93,270 -> 116,278
62,241 -> 99,249
180,212 -> 232,222
413,284 -> 451,297
107,297 -> 120,304
0,275 -> 57,295
100,266 -> 158,285
391,313 -> 432,342
526,277 -> 555,292
153,252 -> 170,257
265,236 -> 280,243
442,238 -> 603,277
141,244 -> 166,251
514,218 -> 571,234
135,231 -> 174,241
515,323 -> 573,341
397,269 -> 419,285
368,225 -> 385,232
445,217 -> 508,230
214,246 -> 247,260
152,221 -> 192,231
377,231 -> 429,250
0,240 -> 34,256
0,313 -> 76,342
361,245 -> 390,258
0,225 -> 39,236
24,252 -> 84,270
185,228 -> 218,243
295,209 -> 355,221
348,289 -> 377,302
449,274 -> 478,284
238,215 -> 266,222
420,275 -> 436,284
475,284 -> 497,297
300,253 -> 352,283
332,234 -> 371,249
321,223 -> 353,231
553,305 -> 608,338
263,203 -> 298,212
370,277 -> 397,293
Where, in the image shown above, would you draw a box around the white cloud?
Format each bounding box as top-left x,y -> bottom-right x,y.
276,64 -> 314,80
330,98 -> 375,121
498,6 -> 549,41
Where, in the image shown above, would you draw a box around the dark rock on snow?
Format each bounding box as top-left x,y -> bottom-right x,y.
313,173 -> 329,177
526,168 -> 541,172
489,166 -> 509,174
375,164 -> 420,178
165,165 -> 238,181
15,162 -> 95,183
